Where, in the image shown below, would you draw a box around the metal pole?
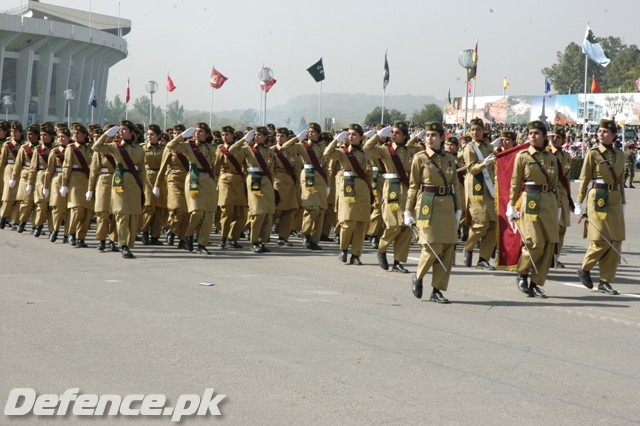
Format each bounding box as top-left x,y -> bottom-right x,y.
381,87 -> 386,125
149,93 -> 153,125
318,81 -> 322,124
209,88 -> 213,128
67,100 -> 71,128
164,90 -> 168,130
463,75 -> 469,135
583,54 -> 588,140
264,91 -> 268,125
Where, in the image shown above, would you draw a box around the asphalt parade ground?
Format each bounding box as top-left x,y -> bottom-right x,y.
1,181 -> 639,424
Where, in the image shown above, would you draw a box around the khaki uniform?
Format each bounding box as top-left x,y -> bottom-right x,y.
27,144 -> 53,230
405,148 -> 462,291
324,157 -> 341,238
141,142 -> 166,239
272,139 -> 301,240
166,136 -> 221,247
624,148 -> 636,186
510,146 -> 559,286
217,142 -> 248,243
43,146 -> 68,235
455,153 -> 468,237
463,140 -> 497,261
88,151 -> 117,243
10,141 -> 38,225
364,136 -> 417,263
155,148 -> 188,241
549,145 -> 571,258
324,141 -> 372,257
62,141 -> 94,240
92,136 -> 146,248
366,158 -> 385,242
0,139 -> 21,223
576,145 -> 626,283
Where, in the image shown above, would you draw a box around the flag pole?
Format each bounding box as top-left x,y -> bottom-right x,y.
264,91 -> 268,125
209,87 -> 214,128
164,87 -> 168,129
381,87 -> 386,125
318,81 -> 322,124
90,79 -> 94,124
583,53 -> 588,139
471,79 -> 477,120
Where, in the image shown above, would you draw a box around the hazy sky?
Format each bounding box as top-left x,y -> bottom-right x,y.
11,0 -> 640,112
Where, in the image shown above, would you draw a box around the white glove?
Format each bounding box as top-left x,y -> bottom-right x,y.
42,188 -> 49,197
181,127 -> 196,139
415,129 -> 425,141
105,125 -> 120,138
152,186 -> 160,197
506,204 -> 519,221
244,130 -> 255,142
335,131 -> 348,143
455,209 -> 462,224
377,126 -> 392,138
490,137 -> 502,148
403,211 -> 416,226
8,179 -> 16,188
326,187 -> 331,197
622,204 -> 626,216
482,154 -> 495,167
558,208 -> 562,221
25,184 -> 32,195
85,190 -> 93,201
573,204 -> 584,216
59,186 -> 68,197
296,129 -> 308,141
363,129 -> 376,138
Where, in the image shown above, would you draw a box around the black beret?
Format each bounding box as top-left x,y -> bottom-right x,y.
425,122 -> 444,136
255,126 -> 269,136
598,119 -> 617,133
0,121 -> 8,131
266,123 -> 276,130
276,127 -> 289,135
73,123 -> 88,134
501,131 -> 517,140
527,120 -> 547,135
469,118 -> 484,127
26,124 -> 39,133
11,121 -> 23,131
148,124 -> 162,135
445,136 -> 459,145
39,124 -> 56,135
119,120 -> 135,133
308,122 -> 321,133
173,124 -> 186,132
221,125 -> 235,134
196,122 -> 212,134
348,123 -> 364,136
393,121 -> 409,135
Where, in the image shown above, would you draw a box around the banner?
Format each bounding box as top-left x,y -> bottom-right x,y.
210,67 -> 228,89
306,58 -> 325,82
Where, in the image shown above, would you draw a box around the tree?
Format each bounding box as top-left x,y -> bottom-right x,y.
131,96 -> 163,124
166,100 -> 184,127
411,103 -> 443,124
103,94 -> 127,123
363,107 -> 406,126
543,37 -> 640,94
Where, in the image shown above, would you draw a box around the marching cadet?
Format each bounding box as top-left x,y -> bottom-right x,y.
462,118 -> 497,270
506,121 -> 559,298
93,120 -> 146,258
60,124 -> 94,247
272,127 -> 301,246
44,127 -> 70,242
163,123 -> 221,254
366,126 -> 388,250
324,124 -> 372,265
27,123 -> 56,237
0,121 -> 9,206
444,136 -> 467,240
227,127 -> 276,253
548,126 -> 573,268
624,143 -> 636,188
404,122 -> 462,303
217,126 -> 248,249
364,121 -> 417,273
155,124 -> 189,249
87,124 -> 118,252
9,124 -> 39,233
574,119 -> 626,295
1,122 -> 26,230
141,124 -> 166,246
320,132 -> 338,242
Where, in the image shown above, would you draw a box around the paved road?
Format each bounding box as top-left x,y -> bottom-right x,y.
1,183 -> 639,424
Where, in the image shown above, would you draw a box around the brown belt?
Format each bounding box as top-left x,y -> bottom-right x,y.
592,182 -> 619,191
421,184 -> 453,195
524,183 -> 555,193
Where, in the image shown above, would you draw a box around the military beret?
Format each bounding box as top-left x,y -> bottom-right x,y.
55,122 -> 68,130
527,120 -> 547,135
321,132 -> 333,142
196,122 -> 212,134
445,136 -> 459,145
148,124 -> 162,135
103,124 -> 116,132
548,126 -> 566,139
598,119 -> 617,133
266,123 -> 276,130
348,123 -> 364,136
462,136 -> 472,142
93,127 -> 103,136
39,123 -> 56,135
134,123 -> 145,134
221,125 -> 235,134
469,118 -> 484,127
501,130 -> 517,140
119,120 -> 135,133
255,126 -> 269,136
26,124 -> 39,133
0,121 -> 8,131
308,122 -> 321,133
212,130 -> 222,139
276,127 -> 289,135
393,121 -> 409,135
234,130 -> 244,140
73,123 -> 88,134
425,122 -> 444,136
173,124 -> 186,132
11,121 -> 23,131
58,127 -> 71,137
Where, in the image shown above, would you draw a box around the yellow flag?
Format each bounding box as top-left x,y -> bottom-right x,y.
503,76 -> 509,90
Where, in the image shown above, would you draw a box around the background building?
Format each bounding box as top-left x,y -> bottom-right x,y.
0,0 -> 129,125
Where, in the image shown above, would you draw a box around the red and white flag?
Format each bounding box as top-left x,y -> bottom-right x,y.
125,78 -> 130,104
260,76 -> 277,93
210,67 -> 228,89
167,74 -> 176,92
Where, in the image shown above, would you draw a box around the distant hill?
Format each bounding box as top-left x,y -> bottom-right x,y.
184,93 -> 442,131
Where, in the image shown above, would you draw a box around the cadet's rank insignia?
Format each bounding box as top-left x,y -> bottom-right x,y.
345,186 -> 352,193
421,205 -> 430,215
597,198 -> 605,207
528,200 -> 536,209
389,191 -> 397,199
114,177 -> 121,184
191,183 -> 197,189
474,183 -> 482,191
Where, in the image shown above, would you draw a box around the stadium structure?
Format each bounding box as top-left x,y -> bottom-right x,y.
0,0 -> 129,125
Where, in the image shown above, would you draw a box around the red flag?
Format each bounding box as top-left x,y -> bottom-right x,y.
260,76 -> 277,93
167,74 -> 176,92
210,67 -> 228,89
591,75 -> 602,93
495,142 -> 530,270
125,78 -> 130,104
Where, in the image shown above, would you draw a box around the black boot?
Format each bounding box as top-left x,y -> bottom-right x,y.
349,255 -> 362,265
69,234 -> 77,246
196,244 -> 210,255
338,250 -> 348,263
110,241 -> 119,252
220,238 -> 227,249
141,232 -> 150,245
150,237 -> 163,246
231,240 -> 243,249
412,275 -> 423,299
121,245 -> 135,258
577,269 -> 594,289
17,222 -> 27,233
49,229 -> 59,242
430,288 -> 450,304
377,251 -> 389,270
530,283 -> 548,299
166,231 -> 175,246
597,281 -> 619,295
62,235 -> 69,244
0,217 -> 6,229
185,236 -> 194,252
464,250 -> 472,267
517,274 -> 533,296
177,239 -> 185,249
391,260 -> 408,273
97,240 -> 106,251
76,239 -> 88,248
251,243 -> 263,253
34,225 -> 43,237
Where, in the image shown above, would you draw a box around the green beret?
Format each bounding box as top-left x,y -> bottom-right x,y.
255,126 -> 269,136
469,118 -> 484,127
196,122 -> 211,134
348,123 -> 364,136
72,123 -> 88,134
266,123 -> 276,130
234,130 -> 244,140
221,125 -> 235,134
392,121 -> 409,135
173,124 -> 186,132
308,122 -> 321,133
527,120 -> 547,135
26,124 -> 39,133
148,124 -> 162,135
549,126 -> 566,139
0,121 -> 8,131
212,130 -> 222,139
598,119 -> 617,133
58,127 -> 71,137
11,121 -> 23,131
446,136 -> 459,145
39,123 -> 55,135
119,120 -> 135,133
276,127 -> 289,135
501,131 -> 517,140
425,122 -> 444,136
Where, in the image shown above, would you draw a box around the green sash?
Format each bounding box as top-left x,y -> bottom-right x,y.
386,178 -> 401,212
189,163 -> 200,199
417,191 -> 435,227
344,175 -> 356,203
472,173 -> 484,201
594,187 -> 608,220
250,171 -> 264,196
524,191 -> 541,222
371,168 -> 380,196
304,168 -> 316,193
112,164 -> 125,193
